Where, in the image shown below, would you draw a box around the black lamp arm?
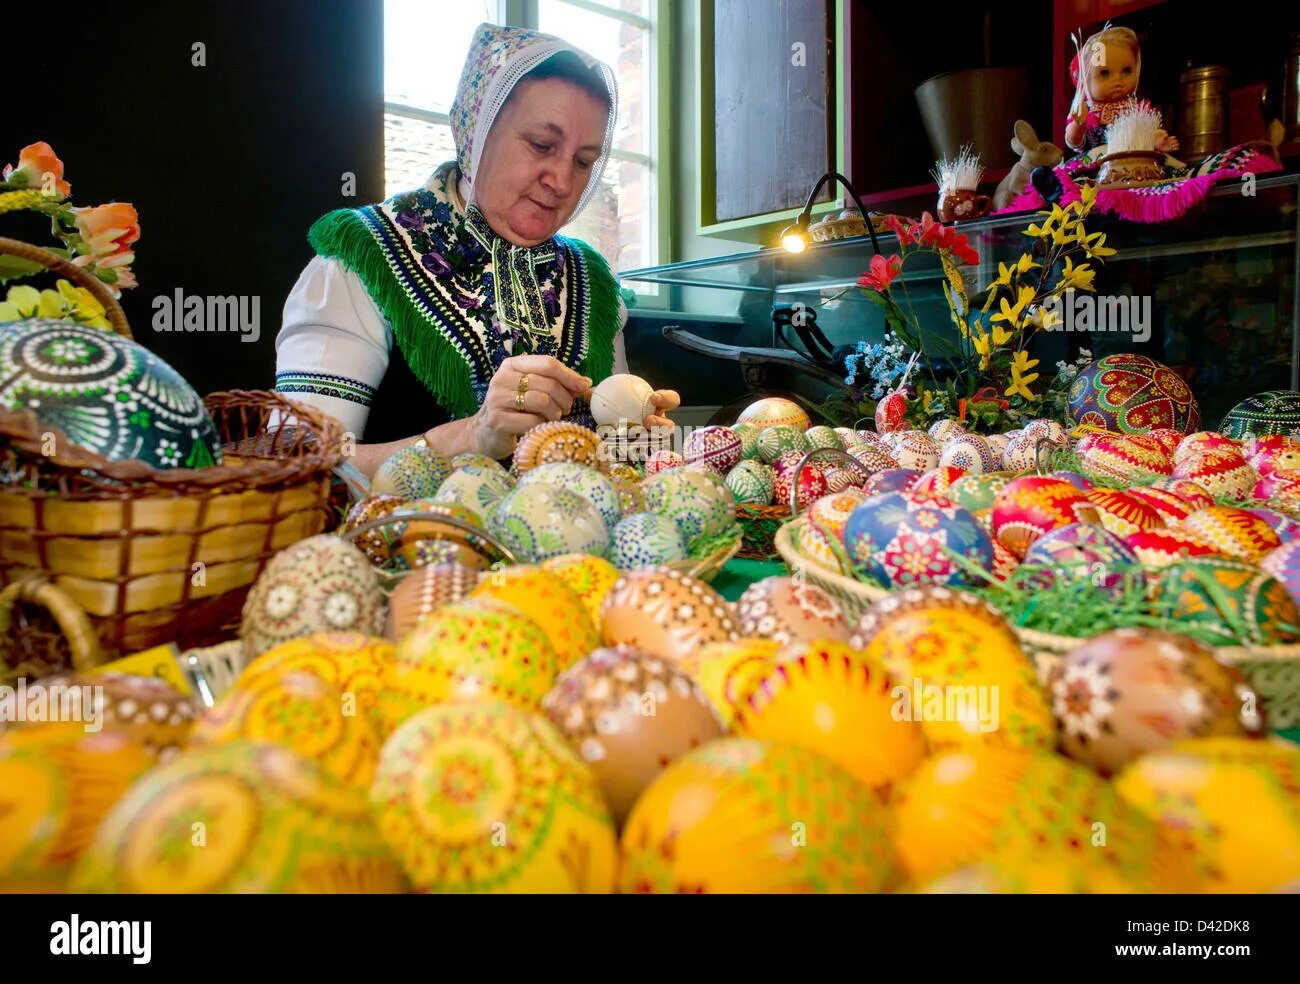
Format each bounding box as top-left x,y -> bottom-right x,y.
798,170 -> 883,256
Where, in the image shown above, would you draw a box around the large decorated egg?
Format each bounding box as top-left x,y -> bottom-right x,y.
641,469 -> 735,546
1024,419 -> 1068,446
384,563 -> 481,642
488,483 -> 609,563
1078,434 -> 1173,483
928,418 -> 966,444
0,318 -> 222,469
643,448 -> 683,476
731,422 -> 762,461
863,467 -> 922,496
1172,450 -> 1257,500
892,746 -> 1194,890
678,639 -> 781,728
599,567 -> 737,664
1115,737 -> 1300,892
389,500 -> 503,572
875,390 -> 908,433
888,430 -> 940,470
619,738 -> 903,892
682,425 -> 743,474
610,475 -> 645,515
470,565 -> 598,672
823,467 -> 863,493
991,477 -> 1097,559
514,421 -> 606,474
610,512 -> 688,568
947,473 -> 1011,525
736,396 -> 810,431
1067,353 -> 1201,434
770,448 -> 809,479
1082,488 -> 1163,538
1145,428 -> 1184,454
371,701 -> 615,892
807,490 -> 867,545
1174,430 -> 1241,463
1178,506 -> 1281,561
1155,556 -> 1300,646
756,424 -> 810,464
372,445 -> 452,499
1124,528 -> 1218,568
541,645 -> 724,824
73,742 -> 406,893
999,433 -> 1040,472
541,553 -> 621,627
380,598 -> 558,736
842,493 -> 993,588
725,460 -> 775,505
734,576 -> 849,645
847,446 -> 899,475
432,465 -> 514,520
848,585 -> 1015,647
1023,522 -> 1142,595
517,461 -> 620,530
908,465 -> 967,500
35,672 -> 198,762
804,425 -> 844,451
939,433 -> 998,474
1219,389 -> 1300,440
1147,477 -> 1216,510
1048,629 -> 1262,777
773,459 -> 829,512
1254,469 -> 1300,501
240,535 -> 384,658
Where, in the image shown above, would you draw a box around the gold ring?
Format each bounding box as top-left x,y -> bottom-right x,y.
515,389 -> 528,412
518,373 -> 530,395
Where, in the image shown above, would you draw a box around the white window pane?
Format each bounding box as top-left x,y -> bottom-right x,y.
384,114 -> 457,199
564,160 -> 650,276
385,0 -> 500,113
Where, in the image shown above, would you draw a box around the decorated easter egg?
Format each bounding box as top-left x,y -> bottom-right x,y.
991,540 -> 1019,580
804,425 -> 844,451
619,738 -> 903,892
380,597 -> 558,735
489,483 -> 609,563
863,467 -> 922,496
875,390 -> 908,433
682,424 -> 742,474
732,422 -> 762,461
1024,419 -> 1068,446
541,645 -> 725,824
1123,486 -> 1191,524
1082,487 -> 1163,538
1067,353 -> 1201,434
1155,557 -> 1300,646
189,670 -> 381,790
73,742 -> 406,893
770,448 -> 809,479
371,701 -> 615,892
644,448 -> 683,476
1179,506 -> 1281,561
1175,430 -> 1241,463
371,445 -> 452,500
1254,469 -> 1300,503
341,493 -> 410,564
736,396 -> 810,431
908,466 -> 966,501
983,432 -> 1011,462
470,565 -> 598,672
589,373 -> 654,427
452,452 -> 508,472
842,492 -> 993,588
734,576 -> 849,645
34,672 -> 198,763
1049,629 -> 1262,777
390,500 -> 505,572
847,445 -> 899,475
610,511 -> 688,568
1115,737 -> 1300,892
1147,477 -> 1217,510
888,430 -> 940,470
384,563 -> 480,641
432,465 -> 514,520
1145,428 -> 1184,454
756,424 -> 810,464
1023,522 -> 1141,595
1172,450 -> 1257,499
1124,528 -> 1217,568
678,640 -> 781,728
947,473 -> 1011,524
600,567 -> 737,664
517,461 -> 621,529
642,468 -> 735,546
833,426 -> 856,446
0,318 -> 223,469
1219,389 -> 1300,440
999,433 -> 1040,472
1244,434 -> 1300,477
0,727 -> 155,890
724,460 -> 775,505
773,458 -> 829,511
857,605 -> 1054,752
939,433 -> 997,474
541,553 -> 621,627
796,520 -> 851,575
807,490 -> 867,545
240,535 -> 384,658
928,418 -> 967,444
514,420 -> 606,474
1079,434 -> 1173,483
608,474 -> 644,515
892,746 -> 1194,890
1246,508 -> 1300,543
991,477 -> 1097,559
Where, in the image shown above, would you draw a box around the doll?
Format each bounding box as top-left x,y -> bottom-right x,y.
1064,25 -> 1179,158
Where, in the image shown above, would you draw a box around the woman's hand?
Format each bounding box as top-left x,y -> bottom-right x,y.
471,354 -> 591,459
1155,130 -> 1180,154
644,389 -> 680,429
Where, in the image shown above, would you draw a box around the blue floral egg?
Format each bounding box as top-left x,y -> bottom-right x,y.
610,512 -> 688,568
488,483 -> 609,563
863,468 -> 922,496
842,492 -> 993,588
432,465 -> 515,520
517,461 -> 621,529
641,469 -> 735,547
372,445 -> 453,498
0,318 -> 222,469
1022,522 -> 1142,596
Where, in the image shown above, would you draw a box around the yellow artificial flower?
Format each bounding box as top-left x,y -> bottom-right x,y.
1005,350 -> 1041,399
1078,183 -> 1099,210
994,253 -> 1041,288
991,285 -> 1036,327
991,322 -> 1014,347
1024,304 -> 1063,332
971,327 -> 992,370
1027,204 -> 1067,240
1056,256 -> 1096,292
0,284 -> 43,320
1079,230 -> 1117,259
55,279 -> 110,329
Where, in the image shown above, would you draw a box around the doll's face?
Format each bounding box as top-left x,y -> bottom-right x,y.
1088,42 -> 1138,103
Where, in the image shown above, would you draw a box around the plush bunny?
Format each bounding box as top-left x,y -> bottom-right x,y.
993,120 -> 1063,210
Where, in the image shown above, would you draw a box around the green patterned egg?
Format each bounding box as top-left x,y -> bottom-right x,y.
947,473 -> 1012,523
517,461 -> 622,529
757,425 -> 810,464
450,452 -> 510,473
488,484 -> 610,563
373,446 -> 453,499
611,512 -> 689,567
642,469 -> 736,546
726,460 -> 775,505
0,318 -> 222,469
804,425 -> 845,452
732,422 -> 763,461
432,465 -> 515,520
1155,556 -> 1300,646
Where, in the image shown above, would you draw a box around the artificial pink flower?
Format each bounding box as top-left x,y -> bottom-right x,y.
857,253 -> 903,291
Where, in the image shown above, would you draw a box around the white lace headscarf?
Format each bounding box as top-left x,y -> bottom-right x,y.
449,22 -> 618,219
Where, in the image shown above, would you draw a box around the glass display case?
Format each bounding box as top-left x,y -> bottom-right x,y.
621,173 -> 1300,426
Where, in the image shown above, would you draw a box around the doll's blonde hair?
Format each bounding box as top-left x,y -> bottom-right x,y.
1070,24 -> 1142,117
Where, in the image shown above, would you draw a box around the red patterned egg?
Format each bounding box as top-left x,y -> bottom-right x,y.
807,490 -> 867,545
1124,528 -> 1219,567
875,391 -> 908,433
734,577 -> 849,645
1175,431 -> 1241,464
842,493 -> 994,589
1178,506 -> 1281,562
909,466 -> 967,501
1146,479 -> 1216,510
1245,435 -> 1300,477
1083,488 -> 1163,538
864,468 -> 923,496
796,521 -> 850,575
1246,508 -> 1300,543
1146,429 -> 1185,454
992,477 -> 1099,559
1067,353 -> 1201,434
939,434 -> 999,474
992,540 -> 1019,581
644,449 -> 684,476
771,448 -> 808,479
1172,451 -> 1258,500
888,431 -> 940,470
682,425 -> 742,474
1079,434 -> 1173,483
1124,486 -> 1193,524
1254,469 -> 1300,501
774,461 -> 829,511
848,446 -> 899,475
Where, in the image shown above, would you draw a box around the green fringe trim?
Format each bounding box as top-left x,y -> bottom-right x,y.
308,208 -> 479,418
570,237 -> 619,386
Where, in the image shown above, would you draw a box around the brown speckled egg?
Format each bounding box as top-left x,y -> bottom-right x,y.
41,672 -> 199,762
541,645 -> 725,824
735,576 -> 849,645
384,562 -> 482,642
1049,628 -> 1264,777
600,567 -> 737,665
341,493 -> 410,564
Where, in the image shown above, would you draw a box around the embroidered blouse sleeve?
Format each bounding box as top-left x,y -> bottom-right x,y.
612,293 -> 630,375
274,256 -> 391,437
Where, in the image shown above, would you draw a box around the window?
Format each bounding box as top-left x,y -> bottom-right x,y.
383,0 -> 660,277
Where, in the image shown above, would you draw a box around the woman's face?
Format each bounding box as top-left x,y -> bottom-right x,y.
1088,42 -> 1137,103
473,77 -> 608,246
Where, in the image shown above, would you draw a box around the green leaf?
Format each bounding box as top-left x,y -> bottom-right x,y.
0,256 -> 47,284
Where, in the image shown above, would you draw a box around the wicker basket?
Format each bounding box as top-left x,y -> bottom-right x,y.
338,510 -> 516,596
0,391 -> 344,683
0,236 -> 132,336
665,528 -> 742,583
736,503 -> 791,559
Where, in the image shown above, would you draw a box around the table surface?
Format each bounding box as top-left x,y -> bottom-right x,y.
712,557 -> 1300,746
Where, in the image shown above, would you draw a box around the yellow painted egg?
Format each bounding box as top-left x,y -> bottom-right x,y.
600,567 -> 737,666
736,396 -> 812,431
371,700 -> 616,892
542,553 -> 621,627
619,737 -> 902,892
1178,505 -> 1282,562
892,747 -> 1196,890
384,562 -> 482,642
1114,737 -> 1300,893
72,741 -> 407,893
237,632 -> 394,739
471,565 -> 599,672
731,642 -> 928,796
854,607 -> 1056,753
380,598 -> 559,737
0,726 -> 155,891
918,846 -> 1143,893
796,521 -> 850,575
676,639 -> 782,728
607,462 -> 643,484
189,671 -> 381,791
392,500 -> 504,572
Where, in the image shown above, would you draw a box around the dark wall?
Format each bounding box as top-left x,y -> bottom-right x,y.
5,0 -> 385,395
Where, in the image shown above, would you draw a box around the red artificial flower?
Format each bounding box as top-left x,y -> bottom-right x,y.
857,253 -> 903,291
883,214 -> 912,243
950,231 -> 980,266
916,211 -> 945,246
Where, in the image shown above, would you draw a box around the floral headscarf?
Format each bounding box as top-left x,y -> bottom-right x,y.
449,22 -> 618,218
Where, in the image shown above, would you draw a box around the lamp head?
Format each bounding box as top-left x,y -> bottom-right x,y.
780,220 -> 809,253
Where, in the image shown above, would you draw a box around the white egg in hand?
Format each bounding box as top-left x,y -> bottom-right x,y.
590,373 -> 655,427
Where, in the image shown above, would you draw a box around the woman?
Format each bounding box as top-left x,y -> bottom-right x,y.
275,23 -> 677,475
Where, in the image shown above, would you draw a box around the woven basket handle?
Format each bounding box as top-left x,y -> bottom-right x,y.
340,511 -> 519,567
0,577 -> 103,672
0,236 -> 131,338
